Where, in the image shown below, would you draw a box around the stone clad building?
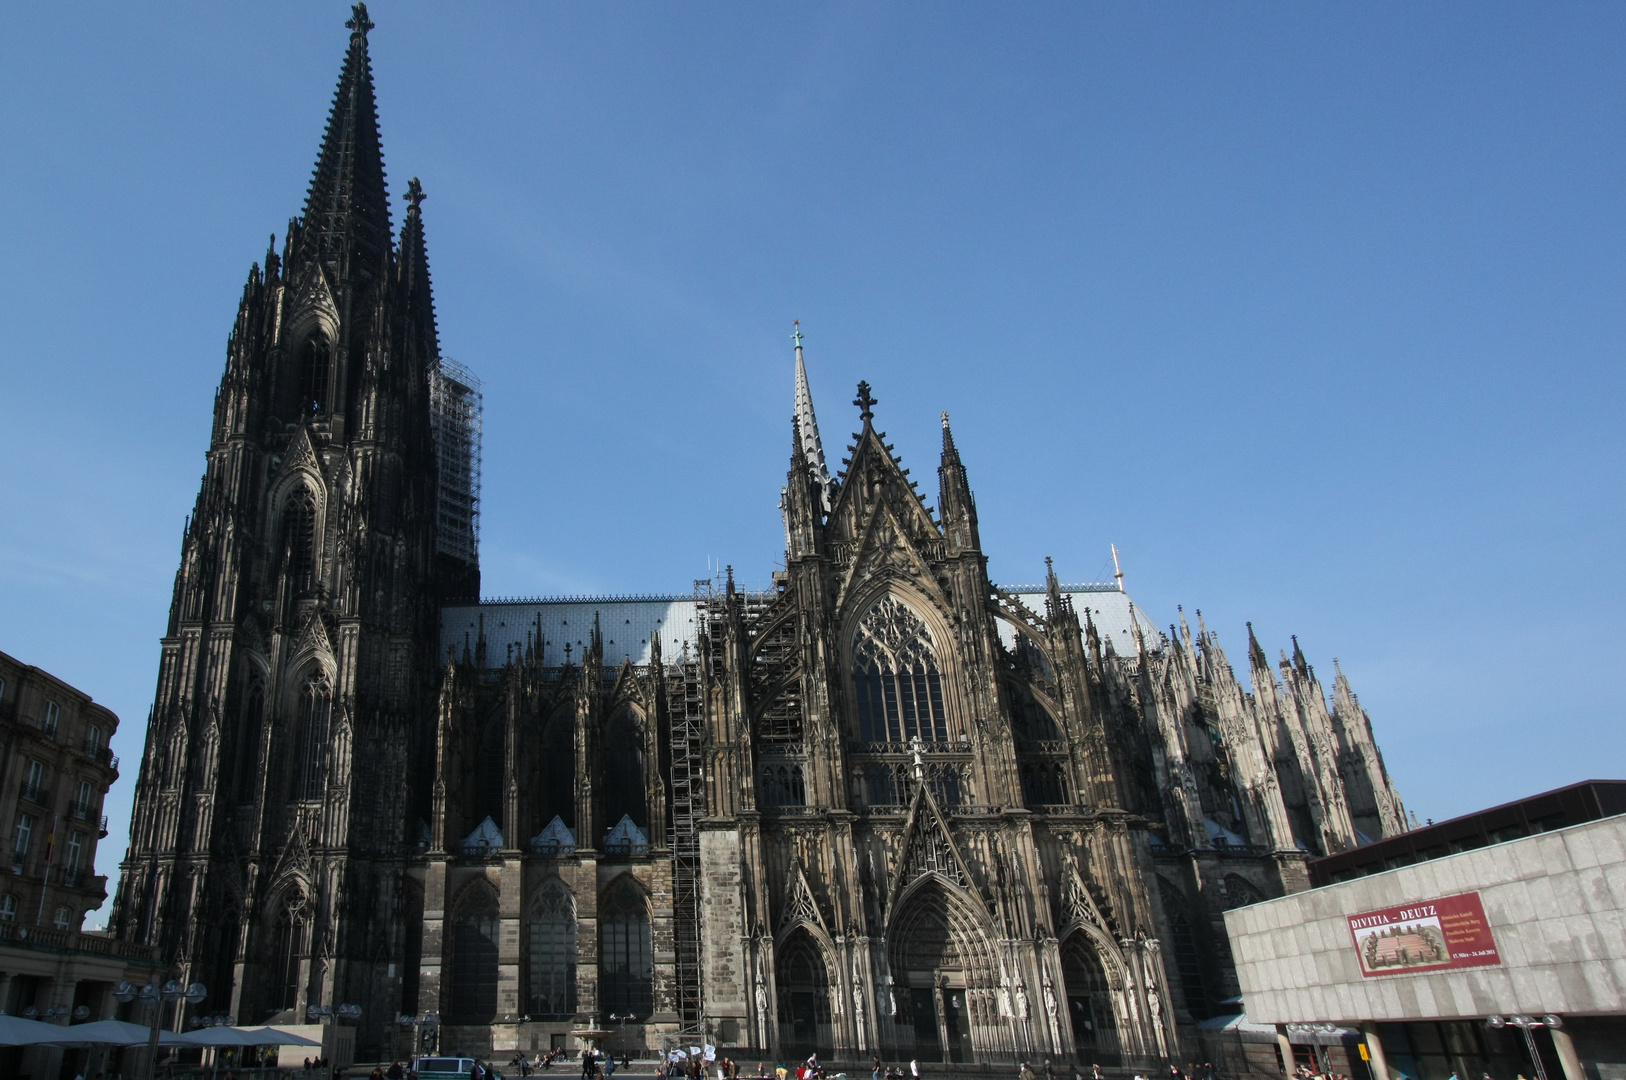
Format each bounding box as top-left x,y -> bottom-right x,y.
114,6 -> 1409,1065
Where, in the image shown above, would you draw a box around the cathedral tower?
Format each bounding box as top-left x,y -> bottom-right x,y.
114,6 -> 456,1050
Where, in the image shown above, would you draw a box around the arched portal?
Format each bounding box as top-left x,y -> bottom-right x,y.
1061,933 -> 1120,1065
448,884 -> 500,1023
776,929 -> 833,1054
887,877 -> 1002,1063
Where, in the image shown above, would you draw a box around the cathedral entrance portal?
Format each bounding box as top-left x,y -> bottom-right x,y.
887,877 -> 1000,1063
1061,933 -> 1119,1066
776,930 -> 833,1056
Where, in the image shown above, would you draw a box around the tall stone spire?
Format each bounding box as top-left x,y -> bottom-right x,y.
791,321 -> 833,505
938,410 -> 980,553
301,3 -> 392,276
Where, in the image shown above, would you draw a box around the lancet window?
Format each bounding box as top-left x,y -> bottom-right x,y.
282,490 -> 318,595
759,762 -> 806,809
298,333 -> 331,416
600,878 -> 652,1017
269,903 -> 306,1012
852,596 -> 950,744
527,882 -> 577,1020
449,888 -> 500,1023
603,707 -> 647,829
292,674 -> 330,802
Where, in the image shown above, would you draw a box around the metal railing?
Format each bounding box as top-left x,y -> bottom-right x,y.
20,785 -> 50,806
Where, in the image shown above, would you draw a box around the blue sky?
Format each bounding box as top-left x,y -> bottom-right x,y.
2,3 -> 1622,923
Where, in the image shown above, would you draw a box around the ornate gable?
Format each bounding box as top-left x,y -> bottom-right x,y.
778,859 -> 828,933
886,782 -> 975,917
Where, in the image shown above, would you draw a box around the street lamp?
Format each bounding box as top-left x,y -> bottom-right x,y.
116,978 -> 206,1080
1488,1014 -> 1563,1080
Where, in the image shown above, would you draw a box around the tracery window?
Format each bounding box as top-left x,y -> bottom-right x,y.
292,674 -> 330,802
236,683 -> 265,797
603,708 -> 647,829
298,333 -> 331,416
600,878 -> 652,1017
852,596 -> 949,743
449,887 -> 500,1023
282,490 -> 318,594
527,882 -> 578,1019
270,903 -> 306,1011
1020,761 -> 1068,807
759,763 -> 805,809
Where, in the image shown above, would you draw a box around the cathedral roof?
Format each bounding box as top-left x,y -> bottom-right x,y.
444,581 -> 1162,669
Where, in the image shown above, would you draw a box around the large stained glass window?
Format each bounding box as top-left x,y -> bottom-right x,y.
852,597 -> 949,744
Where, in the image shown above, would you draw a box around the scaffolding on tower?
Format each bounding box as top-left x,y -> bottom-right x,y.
429,357 -> 483,572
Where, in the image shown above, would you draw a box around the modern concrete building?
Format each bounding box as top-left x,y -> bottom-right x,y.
1225,782 -> 1626,1080
0,649 -> 162,1078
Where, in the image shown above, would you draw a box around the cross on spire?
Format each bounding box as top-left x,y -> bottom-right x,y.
854,380 -> 877,422
792,319 -> 804,351
346,3 -> 374,37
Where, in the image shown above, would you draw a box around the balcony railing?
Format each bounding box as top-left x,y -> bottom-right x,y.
69,802 -> 94,822
20,785 -> 50,806
98,815 -> 109,838
0,920 -> 157,961
82,742 -> 115,767
62,869 -> 86,889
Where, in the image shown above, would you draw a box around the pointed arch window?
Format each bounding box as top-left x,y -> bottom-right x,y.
759,762 -> 805,809
449,887 -> 500,1024
600,878 -> 652,1017
527,882 -> 578,1019
282,490 -> 318,595
603,707 -> 647,829
537,709 -> 575,829
299,333 -> 331,416
292,674 -> 330,802
270,902 -> 307,1012
235,682 -> 265,799
852,596 -> 949,743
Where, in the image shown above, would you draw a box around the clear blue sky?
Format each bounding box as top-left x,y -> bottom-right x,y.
2,3 -> 1621,925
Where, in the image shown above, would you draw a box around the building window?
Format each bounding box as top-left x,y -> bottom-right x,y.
527,882 -> 577,1020
66,832 -> 83,872
74,780 -> 93,818
0,894 -> 15,922
861,762 -> 907,806
1020,761 -> 1068,807
270,905 -> 306,1012
449,889 -> 500,1024
293,675 -> 330,801
52,906 -> 70,930
22,760 -> 45,803
602,707 -> 647,830
85,724 -> 101,756
15,814 -> 34,858
759,763 -> 806,808
852,596 -> 950,744
600,878 -> 652,1017
282,491 -> 318,595
298,333 -> 331,416
41,700 -> 59,739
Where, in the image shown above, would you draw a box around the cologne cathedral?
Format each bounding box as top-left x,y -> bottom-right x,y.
114,7 -> 1408,1066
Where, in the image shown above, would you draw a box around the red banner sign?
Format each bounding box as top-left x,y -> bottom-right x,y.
1347,891 -> 1500,977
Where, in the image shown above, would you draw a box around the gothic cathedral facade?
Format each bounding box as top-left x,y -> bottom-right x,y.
115,7 -> 1408,1066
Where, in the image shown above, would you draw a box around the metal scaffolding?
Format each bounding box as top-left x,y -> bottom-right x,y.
429,357 -> 482,569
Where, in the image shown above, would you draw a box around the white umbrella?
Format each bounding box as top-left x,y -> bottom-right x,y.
239,1025 -> 323,1046
177,1025 -> 293,1047
44,1018 -> 191,1046
0,1014 -> 70,1046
